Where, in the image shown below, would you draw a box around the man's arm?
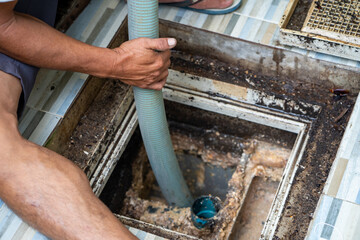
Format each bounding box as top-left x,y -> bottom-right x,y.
0,72 -> 139,239
0,1 -> 176,90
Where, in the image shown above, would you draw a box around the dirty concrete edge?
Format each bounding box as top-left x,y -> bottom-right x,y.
45,18 -> 129,153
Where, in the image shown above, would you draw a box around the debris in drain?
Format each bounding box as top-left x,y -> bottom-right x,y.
330,89 -> 350,96
120,130 -> 291,239
334,108 -> 348,123
247,140 -> 290,168
229,177 -> 279,240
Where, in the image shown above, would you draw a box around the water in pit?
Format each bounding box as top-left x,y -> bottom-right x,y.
149,152 -> 236,203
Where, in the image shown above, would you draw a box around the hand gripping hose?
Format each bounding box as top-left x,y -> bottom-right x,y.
127,0 -> 193,207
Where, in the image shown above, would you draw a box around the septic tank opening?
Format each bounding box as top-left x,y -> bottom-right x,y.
100,100 -> 296,240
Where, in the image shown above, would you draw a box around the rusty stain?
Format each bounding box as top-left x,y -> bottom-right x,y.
272,49 -> 285,75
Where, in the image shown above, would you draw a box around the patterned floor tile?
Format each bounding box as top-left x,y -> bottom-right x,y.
236,0 -> 289,23
18,107 -> 61,146
307,195 -> 360,240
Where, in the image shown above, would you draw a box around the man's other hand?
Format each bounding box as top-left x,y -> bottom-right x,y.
110,37 -> 176,90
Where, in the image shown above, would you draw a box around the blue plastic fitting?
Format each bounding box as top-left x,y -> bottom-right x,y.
191,195 -> 221,229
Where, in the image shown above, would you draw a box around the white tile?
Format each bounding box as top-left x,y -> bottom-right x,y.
0,215 -> 22,240
65,0 -> 105,39
128,227 -> 139,235
252,0 -> 274,19
18,107 -> 38,136
272,0 -> 289,23
162,7 -> 180,22
27,113 -> 61,146
194,13 -> 208,28
307,195 -> 360,240
18,107 -> 61,145
26,70 -> 67,112
205,15 -> 226,32
230,14 -> 248,37
92,2 -> 128,47
179,10 -> 196,25
159,5 -> 172,19
144,234 -> 156,240
80,0 -> 118,42
237,0 -> 257,16
18,227 -> 37,240
324,95 -> 360,204
245,18 -> 263,41
337,154 -> 360,203
0,204 -> 11,226
46,72 -> 87,116
334,199 -> 360,240
108,0 -> 121,9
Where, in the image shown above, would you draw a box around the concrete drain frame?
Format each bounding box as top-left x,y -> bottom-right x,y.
157,70 -> 310,239
162,70 -> 311,239
45,19 -> 360,239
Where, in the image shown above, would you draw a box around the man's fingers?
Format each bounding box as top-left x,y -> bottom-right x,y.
167,38 -> 177,48
146,68 -> 168,90
148,77 -> 167,91
157,50 -> 171,66
144,37 -> 177,52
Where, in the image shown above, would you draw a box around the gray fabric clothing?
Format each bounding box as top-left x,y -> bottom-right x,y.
0,0 -> 58,117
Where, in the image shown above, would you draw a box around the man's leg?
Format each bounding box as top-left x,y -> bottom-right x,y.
0,72 -> 137,239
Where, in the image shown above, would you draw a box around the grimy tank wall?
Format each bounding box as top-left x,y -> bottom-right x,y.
160,20 -> 360,94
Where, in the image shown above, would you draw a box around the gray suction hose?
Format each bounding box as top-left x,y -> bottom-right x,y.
128,0 -> 193,207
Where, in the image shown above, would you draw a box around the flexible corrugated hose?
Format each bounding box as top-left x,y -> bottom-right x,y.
127,0 -> 193,207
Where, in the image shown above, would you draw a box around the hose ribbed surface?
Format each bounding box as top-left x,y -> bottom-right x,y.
128,0 -> 193,207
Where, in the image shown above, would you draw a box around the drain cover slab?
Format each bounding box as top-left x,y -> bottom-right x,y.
302,0 -> 360,45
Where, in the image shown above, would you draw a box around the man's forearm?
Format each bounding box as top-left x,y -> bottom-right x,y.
0,11 -> 116,78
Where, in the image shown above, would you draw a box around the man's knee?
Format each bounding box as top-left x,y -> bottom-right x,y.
0,70 -> 22,115
0,109 -> 21,137
0,110 -> 24,162
0,114 -> 25,190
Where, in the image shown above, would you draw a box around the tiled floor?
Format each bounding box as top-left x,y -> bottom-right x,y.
1,0 -> 359,239
159,0 -> 289,46
306,195 -> 360,240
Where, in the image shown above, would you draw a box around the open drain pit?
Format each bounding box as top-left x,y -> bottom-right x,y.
100,100 -> 295,240
48,20 -> 359,239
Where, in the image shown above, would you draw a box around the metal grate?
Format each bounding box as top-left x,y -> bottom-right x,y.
302,0 -> 360,45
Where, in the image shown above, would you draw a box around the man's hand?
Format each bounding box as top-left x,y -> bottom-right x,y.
110,37 -> 176,90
